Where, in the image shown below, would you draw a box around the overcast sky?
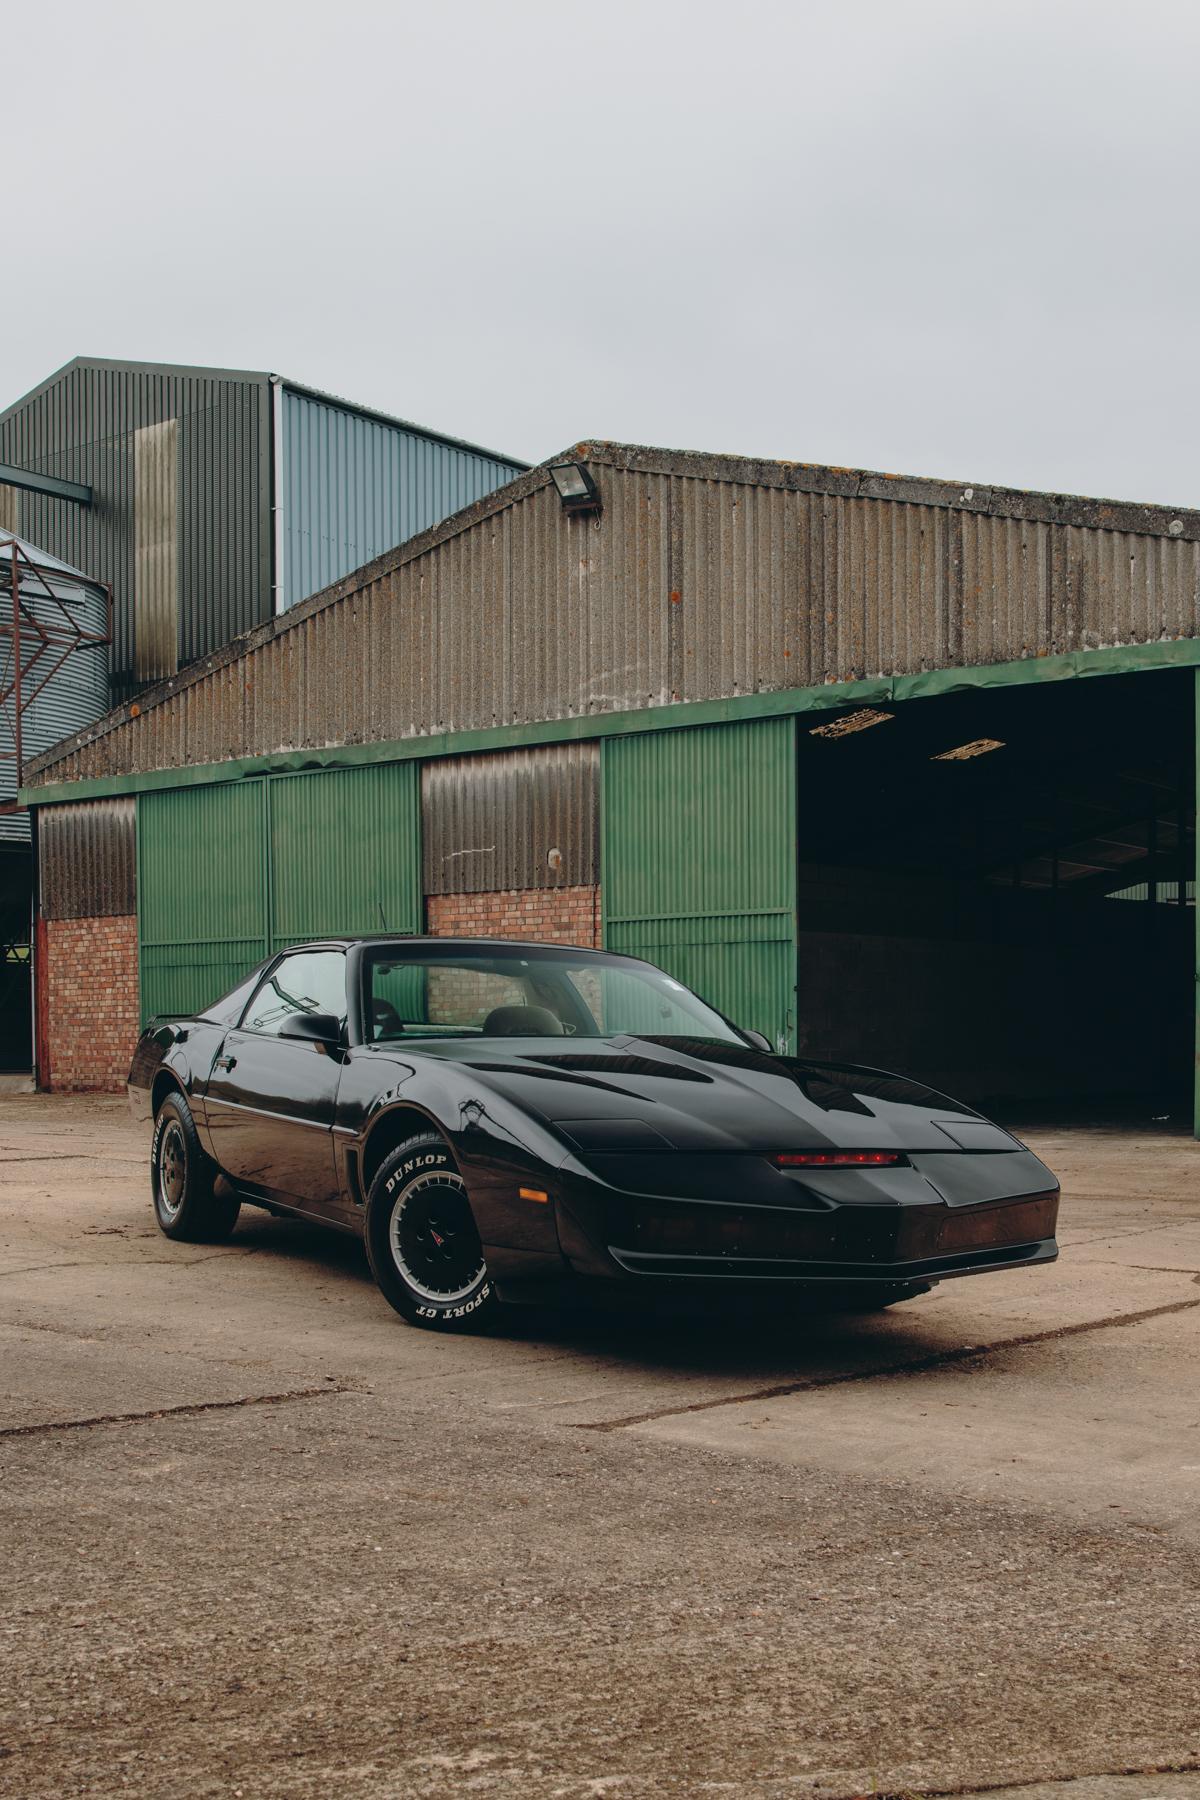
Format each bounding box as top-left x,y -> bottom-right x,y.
6,1 -> 1198,506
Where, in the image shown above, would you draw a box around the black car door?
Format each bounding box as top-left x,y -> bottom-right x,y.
204,947 -> 348,1215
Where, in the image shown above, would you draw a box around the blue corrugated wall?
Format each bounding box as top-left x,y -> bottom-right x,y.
279,387 -> 524,613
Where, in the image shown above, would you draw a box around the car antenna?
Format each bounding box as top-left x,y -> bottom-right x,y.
378,899 -> 390,930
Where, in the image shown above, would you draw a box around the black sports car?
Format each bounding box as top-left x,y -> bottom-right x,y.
128,936 -> 1060,1329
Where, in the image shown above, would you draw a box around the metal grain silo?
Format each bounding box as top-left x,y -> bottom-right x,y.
0,532 -> 110,843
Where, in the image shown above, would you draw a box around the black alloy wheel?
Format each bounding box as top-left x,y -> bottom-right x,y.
151,1090 -> 241,1243
364,1132 -> 498,1330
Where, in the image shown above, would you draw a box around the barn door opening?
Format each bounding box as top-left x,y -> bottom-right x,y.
791,667 -> 1196,1128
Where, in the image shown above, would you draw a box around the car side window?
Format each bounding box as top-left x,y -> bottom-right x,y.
242,950 -> 347,1038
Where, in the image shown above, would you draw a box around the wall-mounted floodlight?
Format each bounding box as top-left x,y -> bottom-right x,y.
549,462 -> 602,514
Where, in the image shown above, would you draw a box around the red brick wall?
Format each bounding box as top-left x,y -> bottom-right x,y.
37,894 -> 599,1092
42,916 -> 140,1093
426,885 -> 601,948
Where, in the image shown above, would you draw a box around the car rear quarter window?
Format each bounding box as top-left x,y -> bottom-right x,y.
200,970 -> 264,1028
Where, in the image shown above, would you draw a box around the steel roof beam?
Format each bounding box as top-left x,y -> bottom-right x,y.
0,463 -> 92,506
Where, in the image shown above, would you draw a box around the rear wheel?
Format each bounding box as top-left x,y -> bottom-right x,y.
364,1133 -> 498,1331
151,1090 -> 241,1243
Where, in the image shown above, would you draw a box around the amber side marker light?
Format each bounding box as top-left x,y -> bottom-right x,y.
519,1186 -> 550,1204
775,1151 -> 905,1168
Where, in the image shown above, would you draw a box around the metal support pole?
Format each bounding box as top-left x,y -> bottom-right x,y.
1193,671 -> 1200,1138
10,537 -> 21,790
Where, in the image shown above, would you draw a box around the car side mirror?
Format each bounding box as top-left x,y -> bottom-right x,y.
741,1028 -> 773,1054
279,1011 -> 342,1044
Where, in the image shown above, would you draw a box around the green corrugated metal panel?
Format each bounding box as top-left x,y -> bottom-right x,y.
602,719 -> 797,1050
137,764 -> 423,1021
270,764 -> 421,946
138,783 -> 267,1020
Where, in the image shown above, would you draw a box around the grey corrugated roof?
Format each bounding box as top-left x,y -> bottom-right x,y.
22,433 -> 1200,790
0,357 -> 529,469
277,377 -> 528,469
581,441 -> 1200,541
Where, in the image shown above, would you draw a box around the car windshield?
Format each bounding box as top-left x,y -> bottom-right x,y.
364,948 -> 743,1044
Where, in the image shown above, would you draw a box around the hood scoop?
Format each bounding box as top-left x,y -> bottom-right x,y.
530,1053 -> 712,1084
464,1061 -> 635,1096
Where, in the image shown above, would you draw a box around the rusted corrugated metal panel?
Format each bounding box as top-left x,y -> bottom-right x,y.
39,798 -> 135,918
422,744 -> 599,894
133,418 -> 179,683
22,444 -> 1200,788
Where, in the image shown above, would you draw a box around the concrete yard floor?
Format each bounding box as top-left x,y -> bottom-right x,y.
0,1097 -> 1198,1800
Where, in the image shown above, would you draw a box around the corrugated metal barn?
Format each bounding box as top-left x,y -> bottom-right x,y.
0,358 -> 524,1080
0,358 -> 526,702
20,440 -> 1200,1130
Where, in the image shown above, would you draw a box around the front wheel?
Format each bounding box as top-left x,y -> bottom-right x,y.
364,1133 -> 498,1331
151,1091 -> 241,1242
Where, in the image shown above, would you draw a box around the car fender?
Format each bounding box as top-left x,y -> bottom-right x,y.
358,1070 -> 573,1261
128,1021 -> 197,1130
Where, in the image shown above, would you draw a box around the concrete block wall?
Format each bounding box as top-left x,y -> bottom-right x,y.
42,916 -> 140,1092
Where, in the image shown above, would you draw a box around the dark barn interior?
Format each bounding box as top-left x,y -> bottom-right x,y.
794,668 -> 1196,1123
0,846 -> 33,1073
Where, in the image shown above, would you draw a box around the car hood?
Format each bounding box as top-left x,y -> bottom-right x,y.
406,1034 -> 1021,1155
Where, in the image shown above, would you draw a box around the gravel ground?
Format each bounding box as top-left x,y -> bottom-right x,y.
1,1096 -> 1198,1799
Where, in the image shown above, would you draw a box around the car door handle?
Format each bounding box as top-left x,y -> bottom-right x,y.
213,1054 -> 237,1073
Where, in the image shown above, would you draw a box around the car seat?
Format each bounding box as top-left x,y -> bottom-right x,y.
481,1004 -> 564,1036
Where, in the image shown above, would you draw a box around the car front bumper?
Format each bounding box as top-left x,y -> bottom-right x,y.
539,1149 -> 1060,1299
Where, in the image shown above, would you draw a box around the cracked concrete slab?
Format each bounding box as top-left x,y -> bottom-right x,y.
627,1297 -> 1200,1540
0,1382 -> 350,1440
949,1777 -> 1200,1800
1,1095 -> 1199,1798
0,1318 -> 350,1431
571,1292 -> 1200,1432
